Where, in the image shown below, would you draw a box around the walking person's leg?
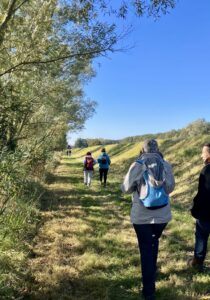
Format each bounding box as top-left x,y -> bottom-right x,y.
152,223 -> 167,273
104,169 -> 108,187
194,220 -> 210,263
84,171 -> 88,185
99,169 -> 103,184
87,171 -> 93,186
87,171 -> 90,186
133,223 -> 166,299
133,224 -> 156,299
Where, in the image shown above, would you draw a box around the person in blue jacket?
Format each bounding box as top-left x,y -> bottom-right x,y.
97,148 -> 111,187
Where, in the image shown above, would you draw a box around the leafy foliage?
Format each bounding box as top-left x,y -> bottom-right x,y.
119,119 -> 210,144
179,119 -> 210,137
0,1 -> 177,298
74,138 -> 89,148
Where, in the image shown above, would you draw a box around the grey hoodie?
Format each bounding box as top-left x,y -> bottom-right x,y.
121,156 -> 175,224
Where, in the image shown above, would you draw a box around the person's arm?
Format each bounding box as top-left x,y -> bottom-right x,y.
97,156 -> 101,163
83,159 -> 87,170
121,162 -> 145,194
202,166 -> 210,192
163,161 -> 175,194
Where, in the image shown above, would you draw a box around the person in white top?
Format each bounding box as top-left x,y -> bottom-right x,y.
83,152 -> 96,187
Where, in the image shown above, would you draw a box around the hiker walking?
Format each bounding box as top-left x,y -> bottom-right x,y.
83,152 -> 96,187
121,139 -> 175,300
189,143 -> 210,271
66,144 -> 72,156
97,148 -> 111,187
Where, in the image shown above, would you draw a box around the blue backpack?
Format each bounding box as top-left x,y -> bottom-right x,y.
136,155 -> 169,209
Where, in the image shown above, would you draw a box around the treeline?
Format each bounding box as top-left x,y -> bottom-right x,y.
121,119 -> 210,143
74,138 -> 120,148
0,1 -> 98,297
74,119 -> 210,148
0,1 -> 116,297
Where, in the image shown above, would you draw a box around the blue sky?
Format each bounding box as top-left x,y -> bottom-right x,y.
68,0 -> 210,144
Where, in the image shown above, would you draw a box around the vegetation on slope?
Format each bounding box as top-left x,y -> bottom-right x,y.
21,133 -> 210,300
1,119 -> 210,299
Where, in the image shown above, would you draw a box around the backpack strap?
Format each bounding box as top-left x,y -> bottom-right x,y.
136,158 -> 164,185
136,159 -> 147,172
136,159 -> 144,165
136,159 -> 148,181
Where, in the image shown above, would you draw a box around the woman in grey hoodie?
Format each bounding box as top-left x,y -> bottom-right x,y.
121,139 -> 175,300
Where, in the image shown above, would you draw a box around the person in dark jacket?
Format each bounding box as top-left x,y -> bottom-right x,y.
97,148 -> 111,187
189,143 -> 210,270
66,144 -> 72,156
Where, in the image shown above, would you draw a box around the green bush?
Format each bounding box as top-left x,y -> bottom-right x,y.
0,149 -> 44,298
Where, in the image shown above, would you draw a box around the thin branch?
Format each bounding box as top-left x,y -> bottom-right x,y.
0,0 -> 17,35
16,110 -> 30,137
0,0 -> 30,36
0,196 -> 10,215
0,47 -> 115,77
13,0 -> 30,14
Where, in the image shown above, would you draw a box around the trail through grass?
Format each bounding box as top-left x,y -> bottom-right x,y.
24,150 -> 210,300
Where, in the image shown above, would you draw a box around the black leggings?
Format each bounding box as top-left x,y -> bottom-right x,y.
99,168 -> 108,183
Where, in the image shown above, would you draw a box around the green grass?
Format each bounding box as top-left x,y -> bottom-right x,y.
0,200 -> 40,300
22,136 -> 210,299
0,136 -> 210,300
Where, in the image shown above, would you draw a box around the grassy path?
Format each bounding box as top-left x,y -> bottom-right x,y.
25,156 -> 139,300
24,154 -> 210,300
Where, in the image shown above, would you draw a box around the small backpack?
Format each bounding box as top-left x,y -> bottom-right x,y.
136,154 -> 169,209
85,157 -> 94,170
101,155 -> 107,164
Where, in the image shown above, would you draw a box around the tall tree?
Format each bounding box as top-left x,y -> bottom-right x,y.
0,0 -> 176,152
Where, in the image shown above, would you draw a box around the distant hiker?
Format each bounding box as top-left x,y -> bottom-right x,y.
66,144 -> 72,156
97,148 -> 111,187
83,152 -> 96,187
121,139 -> 175,300
188,143 -> 210,271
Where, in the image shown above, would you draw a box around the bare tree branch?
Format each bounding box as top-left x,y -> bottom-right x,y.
0,47 -> 115,77
0,0 -> 17,35
13,0 -> 30,14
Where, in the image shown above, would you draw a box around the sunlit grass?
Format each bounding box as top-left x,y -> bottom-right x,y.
24,136 -> 210,299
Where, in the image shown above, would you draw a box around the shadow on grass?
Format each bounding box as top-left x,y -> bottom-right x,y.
41,182 -> 125,217
46,174 -> 82,184
23,275 -> 142,300
23,270 -> 203,300
107,143 -> 135,157
40,192 -> 129,232
162,230 -> 193,252
156,286 -> 197,300
25,157 -> 210,300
